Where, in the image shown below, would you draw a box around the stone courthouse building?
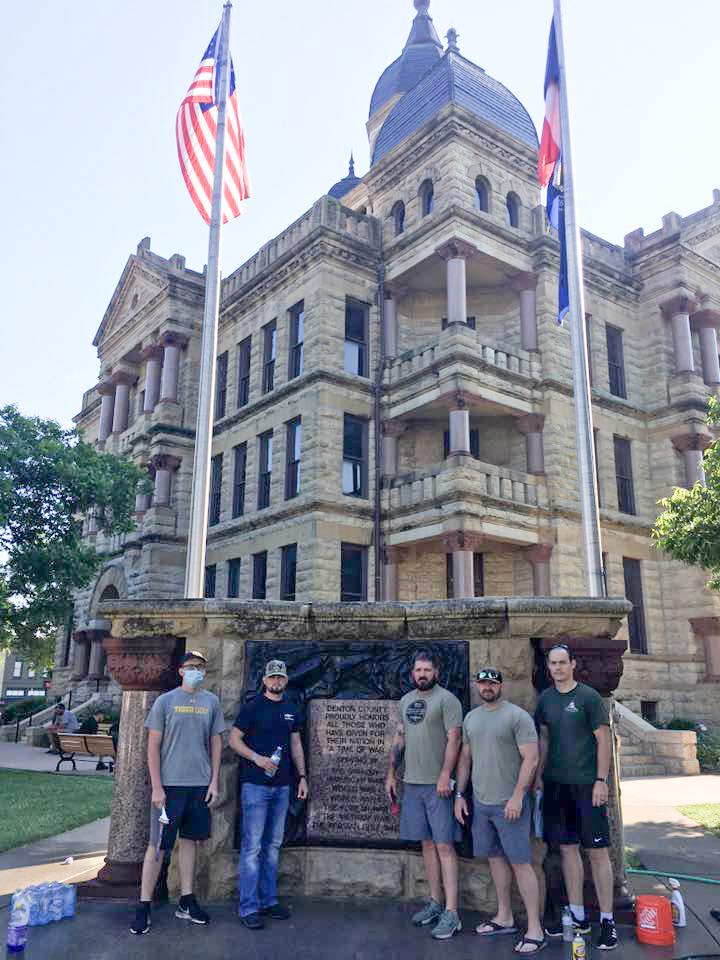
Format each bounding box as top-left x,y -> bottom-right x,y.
52,0 -> 720,724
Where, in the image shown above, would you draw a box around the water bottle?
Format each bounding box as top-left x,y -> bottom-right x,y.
6,891 -> 29,952
265,745 -> 282,778
562,907 -> 574,942
26,886 -> 38,927
62,883 -> 77,919
38,883 -> 50,925
50,883 -> 64,923
668,878 -> 686,927
572,932 -> 586,960
533,787 -> 543,839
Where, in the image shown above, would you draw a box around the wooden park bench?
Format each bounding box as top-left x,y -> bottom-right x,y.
54,733 -> 116,773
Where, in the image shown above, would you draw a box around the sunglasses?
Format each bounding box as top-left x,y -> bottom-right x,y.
475,669 -> 502,683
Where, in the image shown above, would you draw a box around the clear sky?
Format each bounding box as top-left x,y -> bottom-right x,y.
2,1 -> 718,429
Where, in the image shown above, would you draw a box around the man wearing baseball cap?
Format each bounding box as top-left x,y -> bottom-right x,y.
130,650 -> 225,935
229,659 -> 309,929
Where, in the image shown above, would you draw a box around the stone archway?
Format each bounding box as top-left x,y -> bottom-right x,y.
82,566 -> 128,681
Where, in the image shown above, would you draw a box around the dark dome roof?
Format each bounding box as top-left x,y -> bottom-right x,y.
327,156 -> 362,201
369,0 -> 442,119
372,51 -> 538,165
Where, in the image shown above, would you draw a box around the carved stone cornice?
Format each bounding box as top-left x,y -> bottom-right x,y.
102,635 -> 181,691
382,420 -> 407,438
692,308 -> 720,329
537,634 -> 627,696
442,531 -> 485,552
517,413 -> 545,435
510,271 -> 537,293
158,330 -> 190,349
150,453 -> 181,472
435,238 -> 478,262
660,293 -> 696,318
671,432 -> 712,453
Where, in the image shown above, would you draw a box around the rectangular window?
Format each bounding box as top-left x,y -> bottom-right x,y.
614,435 -> 635,515
204,564 -> 216,599
623,557 -> 647,654
288,302 -> 304,379
209,453 -> 223,526
341,543 -> 367,601
281,543 -> 297,601
262,320 -> 277,394
215,351 -> 228,420
237,336 -> 251,408
342,414 -> 367,497
585,314 -> 593,387
27,667 -> 36,679
252,551 -> 267,600
285,418 -> 302,499
13,661 -> 22,678
640,700 -> 657,724
344,301 -> 368,377
446,554 -> 454,599
606,324 -> 627,399
441,316 -> 476,330
227,558 -> 241,599
232,442 -> 247,518
257,430 -> 273,509
473,553 -> 484,597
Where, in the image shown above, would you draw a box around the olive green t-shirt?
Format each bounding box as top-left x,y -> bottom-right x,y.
462,700 -> 538,805
399,685 -> 463,785
534,682 -> 609,785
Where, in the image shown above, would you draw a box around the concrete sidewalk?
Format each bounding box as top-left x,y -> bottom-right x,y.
0,739 -> 114,775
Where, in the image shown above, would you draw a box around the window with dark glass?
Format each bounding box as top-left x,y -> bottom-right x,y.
209,452 -> 223,526
232,442 -> 247,517
446,554 -> 454,599
505,192 -> 520,228
288,302 -> 304,379
392,200 -> 405,236
204,564 -> 216,599
443,428 -> 479,458
237,336 -> 251,407
257,430 -> 273,509
419,179 -> 434,217
227,558 -> 241,598
341,543 -> 367,601
473,553 -> 484,596
280,543 -> 297,601
342,415 -> 367,497
262,320 -> 276,394
640,700 -> 657,724
614,435 -> 635,515
475,176 -> 489,212
252,551 -> 267,600
606,324 -> 627,398
344,301 -> 368,377
441,315 -> 476,331
623,557 -> 647,654
285,418 -> 302,499
215,351 -> 228,420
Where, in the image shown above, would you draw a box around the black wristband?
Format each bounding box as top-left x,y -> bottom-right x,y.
595,777 -> 608,784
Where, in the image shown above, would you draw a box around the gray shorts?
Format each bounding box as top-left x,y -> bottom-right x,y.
399,784 -> 461,844
471,796 -> 532,864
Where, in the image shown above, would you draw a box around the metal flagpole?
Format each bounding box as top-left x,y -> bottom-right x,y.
184,2 -> 233,598
552,0 -> 605,598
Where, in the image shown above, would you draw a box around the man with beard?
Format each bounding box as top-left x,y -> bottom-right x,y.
385,650 -> 463,939
230,660 -> 308,930
454,669 -> 544,954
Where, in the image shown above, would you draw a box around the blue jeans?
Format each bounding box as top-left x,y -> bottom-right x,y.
238,782 -> 290,917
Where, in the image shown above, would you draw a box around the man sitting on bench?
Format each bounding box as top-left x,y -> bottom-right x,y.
45,703 -> 79,753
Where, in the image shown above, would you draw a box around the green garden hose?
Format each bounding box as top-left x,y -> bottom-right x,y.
627,867 -> 720,886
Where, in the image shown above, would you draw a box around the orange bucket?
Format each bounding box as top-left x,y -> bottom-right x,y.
635,894 -> 675,946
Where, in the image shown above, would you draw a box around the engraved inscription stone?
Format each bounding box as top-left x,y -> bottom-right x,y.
306,699 -> 401,843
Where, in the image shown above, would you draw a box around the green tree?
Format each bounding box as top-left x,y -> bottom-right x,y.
0,406 -> 146,663
653,396 -> 720,589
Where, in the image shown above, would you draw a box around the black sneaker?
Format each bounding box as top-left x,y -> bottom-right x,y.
259,903 -> 291,920
596,919 -> 618,950
545,913 -> 591,938
175,896 -> 209,925
130,903 -> 151,935
240,912 -> 265,929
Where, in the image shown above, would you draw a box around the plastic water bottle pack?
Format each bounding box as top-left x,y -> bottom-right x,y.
8,881 -> 76,931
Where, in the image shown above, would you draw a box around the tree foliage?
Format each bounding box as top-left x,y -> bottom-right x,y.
653,396 -> 720,590
0,406 -> 146,663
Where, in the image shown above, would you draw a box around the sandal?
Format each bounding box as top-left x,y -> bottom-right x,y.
514,936 -> 548,954
475,921 -> 519,936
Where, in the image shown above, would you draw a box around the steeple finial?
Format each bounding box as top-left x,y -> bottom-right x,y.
414,0 -> 430,11
349,152 -> 355,177
446,28 -> 459,52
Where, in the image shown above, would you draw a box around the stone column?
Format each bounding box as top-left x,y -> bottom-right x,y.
517,414 -> 545,475
445,533 -> 477,598
159,333 -> 189,404
664,295 -> 696,374
87,624 -> 111,680
135,491 -> 152,514
98,382 -> 115,445
448,399 -> 471,454
382,421 -> 405,477
690,617 -> 720,681
671,433 -> 710,487
513,272 -> 538,352
151,454 -> 181,507
436,239 -> 477,326
526,543 -> 553,596
79,635 -> 182,899
383,547 -> 403,602
71,631 -> 91,680
693,310 -> 720,386
111,372 -> 136,434
141,346 -> 163,412
383,288 -> 400,360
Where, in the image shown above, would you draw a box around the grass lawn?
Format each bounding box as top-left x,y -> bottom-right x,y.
677,803 -> 720,837
0,770 -> 113,853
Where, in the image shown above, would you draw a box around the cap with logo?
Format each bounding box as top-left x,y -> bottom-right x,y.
180,650 -> 207,666
264,659 -> 288,679
475,667 -> 502,684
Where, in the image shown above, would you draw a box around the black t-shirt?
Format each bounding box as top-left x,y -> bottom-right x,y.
233,694 -> 300,786
534,682 -> 609,785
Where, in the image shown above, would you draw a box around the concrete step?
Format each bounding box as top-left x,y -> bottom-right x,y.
619,743 -> 646,756
621,762 -> 667,777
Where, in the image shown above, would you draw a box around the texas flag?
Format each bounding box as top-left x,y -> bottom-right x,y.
538,20 -> 561,188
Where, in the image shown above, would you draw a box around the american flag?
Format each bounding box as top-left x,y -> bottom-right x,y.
176,27 -> 250,224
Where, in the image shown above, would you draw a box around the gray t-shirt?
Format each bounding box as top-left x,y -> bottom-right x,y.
400,685 -> 463,785
462,700 -> 537,805
59,712 -> 79,732
145,687 -> 225,787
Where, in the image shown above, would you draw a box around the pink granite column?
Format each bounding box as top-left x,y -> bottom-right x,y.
690,617 -> 720,681
517,414 -> 545,475
448,396 -> 471,455
513,272 -> 538,352
158,333 -> 189,404
151,454 -> 181,507
111,372 -> 136,434
141,345 -> 164,412
97,382 -> 115,445
71,631 -> 91,680
87,625 -> 111,680
526,543 -> 553,596
672,433 -> 710,487
383,547 -> 403,601
382,421 -> 406,477
663,296 -> 696,374
436,239 -> 477,326
692,310 -> 720,386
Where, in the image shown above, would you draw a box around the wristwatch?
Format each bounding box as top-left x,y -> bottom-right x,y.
455,791 -> 464,799
595,777 -> 608,784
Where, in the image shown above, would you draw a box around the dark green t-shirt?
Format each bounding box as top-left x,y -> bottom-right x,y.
534,683 -> 609,785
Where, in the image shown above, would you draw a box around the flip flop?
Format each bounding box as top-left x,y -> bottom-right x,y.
475,921 -> 519,936
514,936 -> 548,954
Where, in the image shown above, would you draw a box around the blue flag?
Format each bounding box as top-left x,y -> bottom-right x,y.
547,157 -> 569,326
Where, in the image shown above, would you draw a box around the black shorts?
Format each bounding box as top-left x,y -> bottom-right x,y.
543,782 -> 609,849
149,785 -> 211,850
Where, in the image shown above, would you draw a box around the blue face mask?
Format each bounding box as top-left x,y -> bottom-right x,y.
183,668 -> 205,688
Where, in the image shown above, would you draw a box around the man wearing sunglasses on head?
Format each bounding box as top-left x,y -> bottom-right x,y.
455,668 -> 544,954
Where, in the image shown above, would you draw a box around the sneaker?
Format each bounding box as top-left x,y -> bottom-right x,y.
596,919 -> 618,950
431,910 -> 462,940
130,903 -> 151,935
240,912 -> 265,930
259,903 -> 291,920
175,896 -> 209,925
412,899 -> 443,927
545,913 -> 591,938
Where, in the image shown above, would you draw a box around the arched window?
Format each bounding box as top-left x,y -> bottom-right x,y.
505,192 -> 521,228
391,200 -> 405,236
100,585 -> 120,602
419,179 -> 434,217
475,176 -> 490,213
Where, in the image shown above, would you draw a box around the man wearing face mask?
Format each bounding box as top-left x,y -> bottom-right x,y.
130,651 -> 225,935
